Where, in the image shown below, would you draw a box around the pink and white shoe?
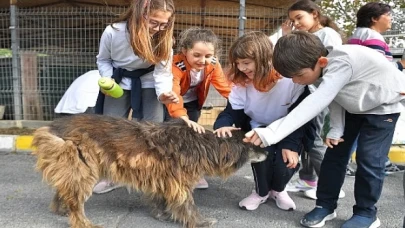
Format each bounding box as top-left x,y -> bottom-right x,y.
93,180 -> 122,194
270,190 -> 296,211
195,177 -> 209,189
239,190 -> 269,211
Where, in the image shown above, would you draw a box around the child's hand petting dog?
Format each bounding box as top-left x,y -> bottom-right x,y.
243,130 -> 265,147
282,149 -> 299,169
213,127 -> 241,138
180,116 -> 205,134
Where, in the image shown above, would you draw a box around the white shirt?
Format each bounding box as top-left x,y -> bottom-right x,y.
54,70 -> 101,114
313,27 -> 342,47
183,69 -> 204,103
229,77 -> 304,128
96,22 -> 173,97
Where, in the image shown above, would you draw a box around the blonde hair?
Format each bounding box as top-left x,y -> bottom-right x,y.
113,0 -> 175,64
228,31 -> 281,92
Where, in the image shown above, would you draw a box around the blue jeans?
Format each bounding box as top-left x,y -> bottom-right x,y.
316,112 -> 399,218
350,136 -> 390,165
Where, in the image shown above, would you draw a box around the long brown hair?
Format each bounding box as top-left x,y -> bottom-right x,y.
288,0 -> 341,33
228,31 -> 281,92
113,0 -> 175,64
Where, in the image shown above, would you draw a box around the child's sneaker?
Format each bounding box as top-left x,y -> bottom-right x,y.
270,190 -> 296,211
285,179 -> 317,192
300,206 -> 337,227
385,163 -> 405,175
195,177 -> 209,189
346,166 -> 356,177
341,214 -> 380,228
238,190 -> 269,211
93,180 -> 121,194
303,188 -> 346,200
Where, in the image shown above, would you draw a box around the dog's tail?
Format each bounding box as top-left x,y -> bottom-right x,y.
32,127 -> 97,201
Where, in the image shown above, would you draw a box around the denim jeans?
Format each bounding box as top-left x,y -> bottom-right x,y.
316,112 -> 399,218
350,135 -> 390,165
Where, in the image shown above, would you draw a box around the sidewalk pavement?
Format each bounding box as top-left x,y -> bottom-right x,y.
0,152 -> 404,228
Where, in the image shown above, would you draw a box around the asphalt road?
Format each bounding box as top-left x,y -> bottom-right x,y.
1,152 -> 404,228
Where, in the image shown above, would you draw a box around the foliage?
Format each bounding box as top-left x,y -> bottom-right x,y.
0,49 -> 12,57
320,0 -> 405,39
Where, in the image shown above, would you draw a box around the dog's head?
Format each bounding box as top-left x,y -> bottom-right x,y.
213,130 -> 268,171
247,146 -> 268,163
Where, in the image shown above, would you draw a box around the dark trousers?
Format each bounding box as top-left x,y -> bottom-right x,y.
165,99 -> 201,122
184,99 -> 201,122
316,112 -> 399,218
253,144 -> 302,196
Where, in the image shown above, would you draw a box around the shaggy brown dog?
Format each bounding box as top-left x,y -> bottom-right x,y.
32,114 -> 267,228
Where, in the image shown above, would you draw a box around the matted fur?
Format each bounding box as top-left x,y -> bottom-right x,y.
32,114 -> 266,228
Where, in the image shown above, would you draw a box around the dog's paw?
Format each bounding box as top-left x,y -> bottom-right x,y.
71,223 -> 103,228
152,211 -> 172,222
50,203 -> 69,216
196,217 -> 217,227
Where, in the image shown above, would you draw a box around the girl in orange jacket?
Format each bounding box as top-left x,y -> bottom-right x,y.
166,27 -> 231,189
167,28 -> 231,131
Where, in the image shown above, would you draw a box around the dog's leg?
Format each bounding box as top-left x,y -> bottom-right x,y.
145,195 -> 172,222
166,193 -> 217,228
60,189 -> 102,228
50,190 -> 68,216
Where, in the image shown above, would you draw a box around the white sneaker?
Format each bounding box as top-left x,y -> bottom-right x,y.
304,188 -> 346,200
195,177 -> 209,189
93,180 -> 122,194
270,190 -> 296,211
285,179 -> 316,192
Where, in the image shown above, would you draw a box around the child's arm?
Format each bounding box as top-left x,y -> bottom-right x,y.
154,50 -> 179,104
248,58 -> 353,147
277,86 -> 316,169
213,87 -> 251,137
327,100 -> 345,140
210,62 -> 231,99
277,86 -> 311,153
165,66 -> 187,118
213,101 -> 245,137
96,26 -> 113,77
323,100 -> 346,148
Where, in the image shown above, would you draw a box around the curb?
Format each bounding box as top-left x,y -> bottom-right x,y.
350,146 -> 405,164
1,135 -> 405,164
0,135 -> 33,153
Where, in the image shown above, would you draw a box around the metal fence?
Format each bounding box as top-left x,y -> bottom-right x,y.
1,6 -> 404,122
0,5 -> 285,122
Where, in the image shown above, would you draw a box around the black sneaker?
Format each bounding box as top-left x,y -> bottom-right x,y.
385,163 -> 405,175
300,206 -> 337,227
346,166 -> 356,177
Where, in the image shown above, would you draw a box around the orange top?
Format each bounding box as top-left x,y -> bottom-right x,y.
166,53 -> 231,118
